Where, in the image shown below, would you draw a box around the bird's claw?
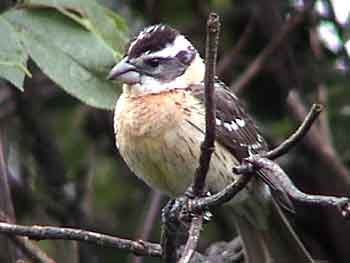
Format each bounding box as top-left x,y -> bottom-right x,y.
162,197 -> 190,233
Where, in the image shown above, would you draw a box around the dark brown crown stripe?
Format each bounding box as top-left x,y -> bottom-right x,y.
128,25 -> 179,58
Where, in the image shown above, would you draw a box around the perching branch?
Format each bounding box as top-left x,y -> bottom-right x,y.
263,103 -> 323,160
244,156 -> 350,219
177,215 -> 203,263
0,222 -> 162,257
190,103 -> 322,210
192,12 -> 220,197
191,170 -> 254,211
175,13 -> 221,263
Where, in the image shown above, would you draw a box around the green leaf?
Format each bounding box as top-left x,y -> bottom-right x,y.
23,28 -> 119,109
0,16 -> 29,90
18,0 -> 128,54
4,9 -> 121,109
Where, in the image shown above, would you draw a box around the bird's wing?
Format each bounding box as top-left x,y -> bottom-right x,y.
191,80 -> 267,159
190,81 -> 294,212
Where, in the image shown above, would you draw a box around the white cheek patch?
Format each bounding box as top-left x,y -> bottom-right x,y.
135,74 -> 188,94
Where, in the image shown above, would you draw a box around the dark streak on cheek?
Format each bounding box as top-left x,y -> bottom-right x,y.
175,49 -> 196,65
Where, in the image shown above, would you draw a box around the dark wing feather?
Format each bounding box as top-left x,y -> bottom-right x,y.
191,81 -> 295,213
191,80 -> 267,160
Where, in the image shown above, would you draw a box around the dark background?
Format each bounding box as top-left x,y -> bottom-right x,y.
0,0 -> 350,262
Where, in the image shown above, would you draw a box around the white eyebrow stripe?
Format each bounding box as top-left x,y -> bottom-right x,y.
145,35 -> 192,58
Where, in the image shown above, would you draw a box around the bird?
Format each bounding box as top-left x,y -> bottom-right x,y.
108,24 -> 314,263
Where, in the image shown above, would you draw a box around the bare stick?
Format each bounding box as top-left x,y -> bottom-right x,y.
287,91 -> 349,181
192,12 -> 220,196
0,222 -> 162,257
192,170 -> 253,211
131,191 -> 162,263
177,13 -> 221,263
191,103 -> 322,210
264,103 -> 323,160
231,3 -> 313,94
10,236 -> 57,263
246,157 -> 350,219
177,216 -> 203,263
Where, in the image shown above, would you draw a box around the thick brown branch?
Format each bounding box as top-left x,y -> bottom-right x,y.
0,222 -> 162,257
246,156 -> 350,219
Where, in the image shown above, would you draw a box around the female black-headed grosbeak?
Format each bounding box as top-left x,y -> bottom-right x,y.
108,25 -> 313,263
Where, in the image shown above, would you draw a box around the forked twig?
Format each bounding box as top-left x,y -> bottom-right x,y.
264,103 -> 323,160
191,103 -> 323,210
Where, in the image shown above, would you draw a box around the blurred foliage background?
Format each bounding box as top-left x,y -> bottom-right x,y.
0,0 -> 349,262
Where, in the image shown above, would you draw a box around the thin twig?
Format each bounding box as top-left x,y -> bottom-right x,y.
191,103 -> 322,210
245,156 -> 350,219
10,236 -> 57,263
309,17 -> 332,145
192,171 -> 254,210
177,216 -> 203,263
131,191 -> 162,263
176,13 -> 221,263
0,128 -> 17,261
192,12 -> 220,197
231,3 -> 313,94
264,103 -> 323,160
0,222 -> 162,257
287,90 -> 350,181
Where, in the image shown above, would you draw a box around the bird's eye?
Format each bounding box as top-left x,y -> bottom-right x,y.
145,58 -> 160,67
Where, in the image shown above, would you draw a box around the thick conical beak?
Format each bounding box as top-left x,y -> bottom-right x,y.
107,57 -> 141,85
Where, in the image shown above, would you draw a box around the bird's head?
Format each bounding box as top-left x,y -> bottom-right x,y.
108,25 -> 205,95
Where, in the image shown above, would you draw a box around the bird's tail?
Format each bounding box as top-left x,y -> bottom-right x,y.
234,198 -> 314,263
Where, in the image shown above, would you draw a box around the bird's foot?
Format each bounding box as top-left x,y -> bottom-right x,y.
162,197 -> 190,233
